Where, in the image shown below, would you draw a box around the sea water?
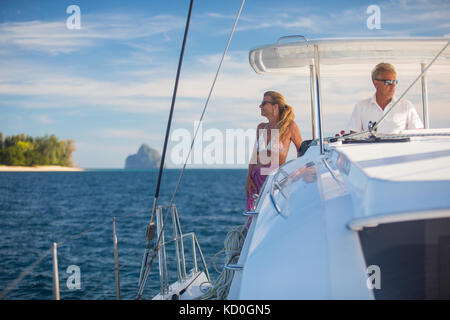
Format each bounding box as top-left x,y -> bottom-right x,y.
0,169 -> 248,300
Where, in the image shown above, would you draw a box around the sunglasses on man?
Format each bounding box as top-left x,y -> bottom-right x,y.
375,79 -> 398,86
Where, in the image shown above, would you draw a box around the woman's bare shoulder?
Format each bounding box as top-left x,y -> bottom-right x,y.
289,120 -> 300,130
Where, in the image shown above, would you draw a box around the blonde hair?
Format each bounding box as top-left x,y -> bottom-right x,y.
371,62 -> 396,80
264,91 -> 295,141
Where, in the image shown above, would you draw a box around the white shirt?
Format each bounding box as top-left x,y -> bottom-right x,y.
348,94 -> 424,134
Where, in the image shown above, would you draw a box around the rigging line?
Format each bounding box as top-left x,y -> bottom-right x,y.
169,0 -> 246,209
0,247 -> 53,299
85,242 -> 172,299
82,252 -> 147,300
336,39 -> 450,142
156,0 -> 247,248
0,208 -> 150,299
56,209 -> 152,247
136,0 -> 246,300
150,0 -> 194,223
344,132 -> 450,141
372,40 -> 450,132
81,251 -> 141,300
137,0 -> 195,294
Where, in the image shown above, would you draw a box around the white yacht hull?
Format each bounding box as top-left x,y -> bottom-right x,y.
228,130 -> 450,299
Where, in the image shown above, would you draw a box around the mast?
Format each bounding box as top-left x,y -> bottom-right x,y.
137,0 -> 194,296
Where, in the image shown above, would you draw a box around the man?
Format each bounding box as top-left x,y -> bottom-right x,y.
348,62 -> 423,134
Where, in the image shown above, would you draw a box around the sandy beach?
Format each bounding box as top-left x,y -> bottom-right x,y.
0,165 -> 85,172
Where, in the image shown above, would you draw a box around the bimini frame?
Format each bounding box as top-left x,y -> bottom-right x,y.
249,37 -> 450,149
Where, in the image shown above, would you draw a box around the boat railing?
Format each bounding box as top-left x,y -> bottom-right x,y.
154,204 -> 210,297
157,232 -> 209,295
0,208 -> 153,300
277,34 -> 309,44
0,203 -> 210,300
270,168 -> 290,216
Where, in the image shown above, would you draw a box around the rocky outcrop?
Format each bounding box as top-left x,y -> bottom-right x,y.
125,144 -> 162,169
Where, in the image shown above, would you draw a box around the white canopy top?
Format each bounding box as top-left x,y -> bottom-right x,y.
249,37 -> 450,74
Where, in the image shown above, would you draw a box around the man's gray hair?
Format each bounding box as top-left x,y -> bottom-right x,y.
371,62 -> 396,80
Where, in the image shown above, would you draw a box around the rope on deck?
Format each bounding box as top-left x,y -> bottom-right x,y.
198,225 -> 247,300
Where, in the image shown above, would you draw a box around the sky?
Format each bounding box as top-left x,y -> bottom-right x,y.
1,0 -> 449,168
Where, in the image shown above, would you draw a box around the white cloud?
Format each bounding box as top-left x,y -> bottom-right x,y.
0,13 -> 184,55
285,17 -> 317,30
2,49 -> 449,136
2,1 -> 450,169
202,12 -> 237,20
229,0 -> 449,37
0,20 -> 92,55
32,114 -> 53,124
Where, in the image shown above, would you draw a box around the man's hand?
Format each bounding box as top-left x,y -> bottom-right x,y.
335,130 -> 348,137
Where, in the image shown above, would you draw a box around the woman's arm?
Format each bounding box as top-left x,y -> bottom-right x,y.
289,121 -> 303,153
246,123 -> 264,197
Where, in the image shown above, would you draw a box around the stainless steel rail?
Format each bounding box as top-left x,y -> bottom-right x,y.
277,35 -> 309,44
155,205 -> 210,298
269,168 -> 290,215
224,264 -> 244,271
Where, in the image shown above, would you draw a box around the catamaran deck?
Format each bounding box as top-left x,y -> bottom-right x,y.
332,131 -> 450,182
229,129 -> 450,299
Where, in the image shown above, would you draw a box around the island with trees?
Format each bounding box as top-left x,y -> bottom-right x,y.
0,133 -> 79,171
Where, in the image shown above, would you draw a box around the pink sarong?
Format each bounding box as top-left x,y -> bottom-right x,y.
245,164 -> 272,228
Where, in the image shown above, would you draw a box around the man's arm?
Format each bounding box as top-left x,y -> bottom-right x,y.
348,103 -> 363,133
406,101 -> 424,129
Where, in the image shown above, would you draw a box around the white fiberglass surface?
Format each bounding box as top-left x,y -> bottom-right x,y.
249,38 -> 450,74
327,136 -> 450,218
333,136 -> 450,182
238,147 -> 372,299
236,134 -> 450,298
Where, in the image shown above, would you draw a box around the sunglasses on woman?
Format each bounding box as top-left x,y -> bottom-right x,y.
260,100 -> 275,106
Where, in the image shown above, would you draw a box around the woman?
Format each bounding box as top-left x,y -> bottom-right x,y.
245,91 -> 303,224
